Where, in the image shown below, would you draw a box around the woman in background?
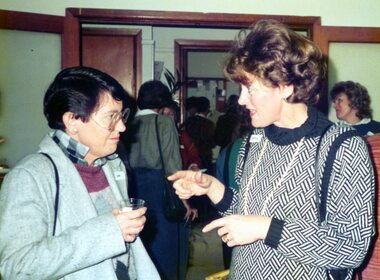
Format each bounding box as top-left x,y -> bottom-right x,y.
125,80 -> 195,280
330,80 -> 380,136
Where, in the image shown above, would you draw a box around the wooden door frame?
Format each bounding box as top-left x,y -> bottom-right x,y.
63,8 -> 320,104
63,9 -> 320,64
174,39 -> 233,123
317,26 -> 380,55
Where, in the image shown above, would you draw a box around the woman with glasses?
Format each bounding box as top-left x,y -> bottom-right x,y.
0,66 -> 159,279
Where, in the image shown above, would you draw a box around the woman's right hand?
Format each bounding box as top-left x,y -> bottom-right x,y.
112,207 -> 147,242
168,170 -> 215,199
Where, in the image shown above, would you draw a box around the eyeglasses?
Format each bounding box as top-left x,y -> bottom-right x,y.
91,108 -> 130,131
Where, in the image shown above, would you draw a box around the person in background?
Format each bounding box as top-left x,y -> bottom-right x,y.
162,100 -> 180,128
184,114 -> 216,175
215,100 -> 252,269
124,80 -> 195,280
0,66 -> 159,279
161,99 -> 198,279
195,96 -> 211,118
330,80 -> 380,136
163,100 -> 202,171
179,126 -> 202,171
214,94 -> 251,150
194,95 -> 221,124
168,20 -> 375,280
185,96 -> 199,119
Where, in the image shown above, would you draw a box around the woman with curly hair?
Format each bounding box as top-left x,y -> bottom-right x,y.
330,81 -> 380,136
168,20 -> 375,280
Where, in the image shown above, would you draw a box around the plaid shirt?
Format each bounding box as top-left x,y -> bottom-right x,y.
51,130 -> 117,166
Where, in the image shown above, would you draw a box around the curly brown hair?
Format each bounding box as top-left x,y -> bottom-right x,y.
224,19 -> 326,105
330,81 -> 372,119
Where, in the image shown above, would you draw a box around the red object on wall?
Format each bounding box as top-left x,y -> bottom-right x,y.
357,133 -> 380,279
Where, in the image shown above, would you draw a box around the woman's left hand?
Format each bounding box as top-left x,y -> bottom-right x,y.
182,199 -> 198,221
202,215 -> 272,247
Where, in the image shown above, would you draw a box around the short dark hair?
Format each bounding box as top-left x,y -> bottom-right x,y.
224,19 -> 326,105
185,96 -> 198,110
137,80 -> 172,110
44,66 -> 130,130
196,96 -> 210,113
330,81 -> 372,119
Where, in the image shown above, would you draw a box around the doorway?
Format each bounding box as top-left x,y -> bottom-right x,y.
174,39 -> 235,123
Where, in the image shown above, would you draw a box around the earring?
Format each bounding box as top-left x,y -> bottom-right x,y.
72,128 -> 78,134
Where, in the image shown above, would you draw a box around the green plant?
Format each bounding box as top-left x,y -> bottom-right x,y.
163,68 -> 194,96
163,68 -> 183,95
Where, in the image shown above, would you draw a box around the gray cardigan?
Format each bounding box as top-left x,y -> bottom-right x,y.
127,110 -> 182,175
0,133 -> 159,280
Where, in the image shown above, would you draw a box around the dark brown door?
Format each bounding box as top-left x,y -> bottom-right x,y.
81,28 -> 141,97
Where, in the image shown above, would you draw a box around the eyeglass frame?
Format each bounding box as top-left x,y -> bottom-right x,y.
90,107 -> 130,131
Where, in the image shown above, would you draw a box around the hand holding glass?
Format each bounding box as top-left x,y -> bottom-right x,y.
120,198 -> 145,212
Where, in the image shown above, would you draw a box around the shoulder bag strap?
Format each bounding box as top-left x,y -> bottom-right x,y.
315,124 -> 332,223
315,126 -> 360,223
315,127 -> 361,280
155,115 -> 166,175
40,152 -> 59,236
241,133 -> 253,172
223,143 -> 234,185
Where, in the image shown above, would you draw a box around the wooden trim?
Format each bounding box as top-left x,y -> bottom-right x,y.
174,39 -> 233,50
317,25 -> 380,56
82,27 -> 141,36
63,9 -> 80,68
134,31 -> 142,97
187,77 -> 228,81
0,10 -> 63,34
323,26 -> 380,43
66,8 -> 320,30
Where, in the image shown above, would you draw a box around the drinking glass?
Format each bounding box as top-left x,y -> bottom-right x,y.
120,198 -> 145,212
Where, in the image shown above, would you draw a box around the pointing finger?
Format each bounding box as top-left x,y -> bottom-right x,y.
202,217 -> 227,233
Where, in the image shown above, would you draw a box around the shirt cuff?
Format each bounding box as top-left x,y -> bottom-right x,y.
264,217 -> 284,249
213,187 -> 233,212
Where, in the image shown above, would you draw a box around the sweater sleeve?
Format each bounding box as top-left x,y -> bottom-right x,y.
275,135 -> 375,270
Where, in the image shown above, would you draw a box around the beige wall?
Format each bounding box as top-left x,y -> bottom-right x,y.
328,43 -> 380,122
0,30 -> 60,167
1,1 -> 380,167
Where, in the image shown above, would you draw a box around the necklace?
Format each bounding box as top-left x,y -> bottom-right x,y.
242,137 -> 305,215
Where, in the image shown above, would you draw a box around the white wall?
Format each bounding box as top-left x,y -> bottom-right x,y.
0,30 -> 61,167
187,52 -> 227,78
328,43 -> 380,122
